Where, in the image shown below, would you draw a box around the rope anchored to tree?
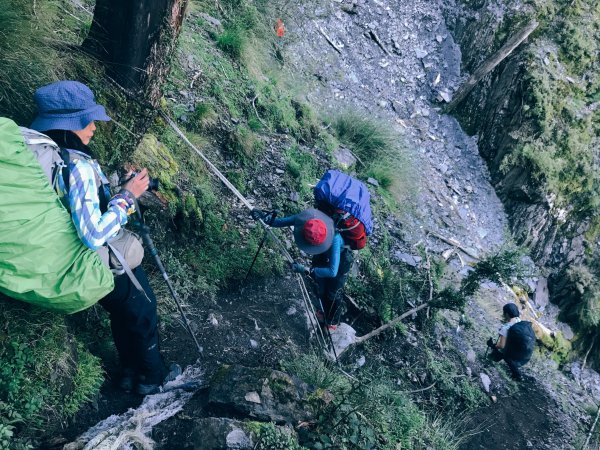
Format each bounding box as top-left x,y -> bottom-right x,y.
160,111 -> 331,353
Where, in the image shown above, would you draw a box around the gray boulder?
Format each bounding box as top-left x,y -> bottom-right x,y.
208,365 -> 315,424
189,418 -> 253,450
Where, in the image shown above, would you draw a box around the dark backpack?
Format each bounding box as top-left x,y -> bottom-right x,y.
505,321 -> 535,365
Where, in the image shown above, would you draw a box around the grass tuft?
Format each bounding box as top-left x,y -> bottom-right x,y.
331,111 -> 417,206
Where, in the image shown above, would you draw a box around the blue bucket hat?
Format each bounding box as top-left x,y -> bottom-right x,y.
30,80 -> 111,132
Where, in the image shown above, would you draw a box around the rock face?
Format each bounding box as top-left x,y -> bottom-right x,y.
208,365 -> 315,424
443,1 -> 588,279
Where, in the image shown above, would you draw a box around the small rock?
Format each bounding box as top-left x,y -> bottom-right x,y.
394,252 -> 422,267
491,395 -> 497,403
558,322 -> 574,341
355,355 -> 366,368
289,192 -> 300,202
466,349 -> 476,363
534,277 -> 549,309
333,147 -> 357,169
244,391 -> 261,404
437,90 -> 451,103
275,168 -> 285,174
250,339 -> 258,349
367,177 -> 380,187
415,48 -> 428,59
286,306 -> 297,316
208,313 -> 219,327
199,12 -> 222,28
378,100 -> 388,108
466,367 -> 472,377
329,323 -> 357,356
436,34 -> 443,43
480,373 -> 491,393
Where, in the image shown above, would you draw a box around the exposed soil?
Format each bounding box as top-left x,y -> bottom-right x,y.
52,276 -> 312,448
460,380 -> 569,450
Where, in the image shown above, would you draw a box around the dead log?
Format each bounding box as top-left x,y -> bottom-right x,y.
338,302 -> 429,357
427,229 -> 480,260
445,20 -> 538,112
315,23 -> 343,55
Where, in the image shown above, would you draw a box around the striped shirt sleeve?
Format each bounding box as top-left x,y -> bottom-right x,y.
68,159 -> 131,250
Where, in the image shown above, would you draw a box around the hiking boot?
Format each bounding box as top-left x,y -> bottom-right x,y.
117,368 -> 135,393
136,363 -> 182,396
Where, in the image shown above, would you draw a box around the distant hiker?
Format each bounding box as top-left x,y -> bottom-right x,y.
29,81 -> 180,395
252,170 -> 373,329
487,302 -> 535,381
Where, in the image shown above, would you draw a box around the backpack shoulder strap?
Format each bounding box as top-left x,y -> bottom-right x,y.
19,128 -> 65,191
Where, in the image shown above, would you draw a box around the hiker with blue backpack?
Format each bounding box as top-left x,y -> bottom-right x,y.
252,170 -> 373,329
487,302 -> 535,381
25,81 -> 180,395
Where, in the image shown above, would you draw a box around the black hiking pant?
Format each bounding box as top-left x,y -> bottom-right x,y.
490,347 -> 523,380
99,267 -> 166,384
313,248 -> 354,325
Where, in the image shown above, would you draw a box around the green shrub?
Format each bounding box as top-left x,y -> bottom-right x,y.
460,247 -> 526,297
283,354 -> 461,450
245,422 -> 305,450
217,26 -> 245,58
226,124 -> 263,163
0,300 -> 103,441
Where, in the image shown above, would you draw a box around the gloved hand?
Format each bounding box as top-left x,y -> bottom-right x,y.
250,209 -> 277,225
292,263 -> 309,274
486,337 -> 496,349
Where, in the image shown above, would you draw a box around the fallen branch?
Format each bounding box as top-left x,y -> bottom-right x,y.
580,337 -> 596,386
315,23 -> 343,55
403,382 -> 436,394
368,30 -> 391,56
338,302 -> 429,357
583,405 -> 600,450
446,20 -> 538,111
427,229 -> 480,260
251,95 -> 268,127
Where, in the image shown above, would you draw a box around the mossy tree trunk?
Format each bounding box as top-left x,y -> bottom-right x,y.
83,0 -> 188,106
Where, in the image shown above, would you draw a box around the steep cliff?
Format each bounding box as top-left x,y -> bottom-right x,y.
444,0 -> 600,358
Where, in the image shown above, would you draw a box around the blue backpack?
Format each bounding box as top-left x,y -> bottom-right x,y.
314,170 -> 373,250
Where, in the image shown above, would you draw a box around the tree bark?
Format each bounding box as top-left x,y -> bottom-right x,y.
83,0 -> 188,106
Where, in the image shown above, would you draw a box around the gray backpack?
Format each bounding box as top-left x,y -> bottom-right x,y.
19,128 -> 146,293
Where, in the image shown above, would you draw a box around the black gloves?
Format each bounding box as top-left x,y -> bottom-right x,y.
251,209 -> 278,226
486,337 -> 496,349
291,263 -> 314,276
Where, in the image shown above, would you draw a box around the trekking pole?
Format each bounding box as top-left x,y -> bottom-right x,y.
244,233 -> 269,283
307,274 -> 339,363
244,210 -> 277,283
134,201 -> 203,357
